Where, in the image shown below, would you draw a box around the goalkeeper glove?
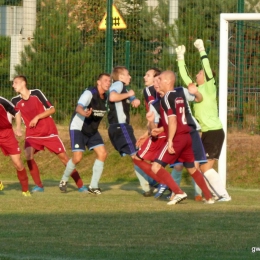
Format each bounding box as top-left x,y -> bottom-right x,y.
175,45 -> 186,60
194,39 -> 205,52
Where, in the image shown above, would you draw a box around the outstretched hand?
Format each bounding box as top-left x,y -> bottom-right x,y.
194,39 -> 205,52
175,45 -> 186,60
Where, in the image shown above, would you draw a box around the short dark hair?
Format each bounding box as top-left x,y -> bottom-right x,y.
97,73 -> 111,80
148,67 -> 161,77
13,75 -> 27,85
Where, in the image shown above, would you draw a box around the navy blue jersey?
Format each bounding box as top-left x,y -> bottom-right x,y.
70,86 -> 107,137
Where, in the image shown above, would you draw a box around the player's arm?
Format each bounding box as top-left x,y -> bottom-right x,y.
194,39 -> 214,82
14,111 -> 22,137
109,81 -> 135,102
176,45 -> 193,86
76,90 -> 93,117
186,84 -> 203,103
29,107 -> 55,128
167,116 -> 177,154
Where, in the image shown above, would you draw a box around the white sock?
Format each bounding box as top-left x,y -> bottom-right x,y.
62,159 -> 75,182
134,165 -> 151,192
90,159 -> 104,188
203,169 -> 229,198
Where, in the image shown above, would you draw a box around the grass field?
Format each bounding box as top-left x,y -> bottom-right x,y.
0,181 -> 260,260
0,125 -> 260,259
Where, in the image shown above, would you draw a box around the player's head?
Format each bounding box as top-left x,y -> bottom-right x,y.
12,75 -> 27,93
153,74 -> 164,97
143,68 -> 161,87
158,70 -> 176,94
97,73 -> 111,93
111,66 -> 131,86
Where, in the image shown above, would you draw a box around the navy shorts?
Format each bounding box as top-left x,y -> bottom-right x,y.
70,130 -> 104,151
201,128 -> 225,160
108,123 -> 138,156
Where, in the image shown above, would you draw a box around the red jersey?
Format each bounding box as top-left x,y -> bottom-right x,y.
160,91 -> 190,138
11,89 -> 58,138
0,96 -> 18,130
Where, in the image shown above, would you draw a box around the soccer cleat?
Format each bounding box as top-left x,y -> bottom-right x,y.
59,180 -> 67,193
22,191 -> 31,197
88,186 -> 101,195
194,195 -> 203,201
143,190 -> 153,197
31,185 -> 44,193
78,185 -> 88,193
0,181 -> 4,191
167,192 -> 187,205
217,195 -> 232,202
154,184 -> 168,199
204,198 -> 215,204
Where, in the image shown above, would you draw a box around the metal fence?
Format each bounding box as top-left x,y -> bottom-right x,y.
0,0 -> 259,131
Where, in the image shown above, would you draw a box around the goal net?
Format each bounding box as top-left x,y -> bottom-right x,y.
219,13 -> 260,186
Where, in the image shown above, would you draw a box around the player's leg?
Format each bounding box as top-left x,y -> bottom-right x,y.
86,144 -> 107,195
25,146 -> 44,192
10,153 -> 30,195
200,129 -> 231,201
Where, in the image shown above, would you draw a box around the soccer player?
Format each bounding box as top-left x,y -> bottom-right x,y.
176,40 -> 231,201
107,66 -> 140,158
134,71 -> 214,205
134,68 -> 161,196
11,75 -> 85,193
0,95 -> 30,196
59,73 -> 111,194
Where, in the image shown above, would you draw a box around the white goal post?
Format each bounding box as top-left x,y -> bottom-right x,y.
218,13 -> 260,187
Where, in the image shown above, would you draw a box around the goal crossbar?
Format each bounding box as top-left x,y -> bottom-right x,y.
219,13 -> 260,186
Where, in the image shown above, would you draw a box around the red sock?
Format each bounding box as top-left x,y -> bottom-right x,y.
17,168 -> 29,192
71,170 -> 83,188
156,168 -> 183,194
133,158 -> 163,184
27,159 -> 43,187
191,169 -> 212,200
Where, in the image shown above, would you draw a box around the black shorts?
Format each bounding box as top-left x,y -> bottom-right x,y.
108,123 -> 138,156
70,130 -> 104,151
201,128 -> 225,160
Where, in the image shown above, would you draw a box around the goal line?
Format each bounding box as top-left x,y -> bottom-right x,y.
219,13 -> 260,187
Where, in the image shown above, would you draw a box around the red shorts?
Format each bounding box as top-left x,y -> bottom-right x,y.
137,136 -> 166,161
154,133 -> 195,168
25,135 -> 66,154
0,128 -> 21,155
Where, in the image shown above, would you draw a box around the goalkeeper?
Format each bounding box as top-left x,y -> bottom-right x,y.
174,40 -> 231,202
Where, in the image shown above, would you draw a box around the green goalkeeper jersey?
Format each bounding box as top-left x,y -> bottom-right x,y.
177,51 -> 222,132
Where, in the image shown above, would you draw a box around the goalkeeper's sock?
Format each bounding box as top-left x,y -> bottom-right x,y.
71,170 -> 83,188
90,159 -> 104,188
62,159 -> 76,182
27,159 -> 43,188
17,168 -> 29,192
203,169 -> 229,198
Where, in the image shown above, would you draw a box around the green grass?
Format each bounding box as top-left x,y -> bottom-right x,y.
0,181 -> 259,260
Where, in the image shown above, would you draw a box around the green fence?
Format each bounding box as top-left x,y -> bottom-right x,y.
1,0 -> 259,130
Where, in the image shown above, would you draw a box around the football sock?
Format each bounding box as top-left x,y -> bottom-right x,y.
156,168 -> 183,194
27,159 -> 43,188
17,168 -> 29,192
90,159 -> 104,188
134,164 -> 151,192
71,170 -> 83,188
191,169 -> 211,200
192,178 -> 202,197
203,169 -> 229,198
62,159 -> 76,182
171,168 -> 182,186
133,158 -> 163,184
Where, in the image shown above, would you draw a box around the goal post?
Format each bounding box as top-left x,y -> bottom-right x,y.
218,13 -> 260,187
